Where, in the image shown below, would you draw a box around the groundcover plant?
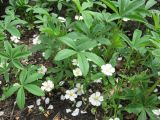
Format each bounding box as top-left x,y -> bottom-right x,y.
0,0 -> 160,120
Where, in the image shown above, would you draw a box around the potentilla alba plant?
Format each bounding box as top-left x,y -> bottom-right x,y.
101,64 -> 115,76
38,65 -> 47,75
73,68 -> 82,77
65,89 -> 77,101
41,80 -> 54,92
89,92 -> 104,106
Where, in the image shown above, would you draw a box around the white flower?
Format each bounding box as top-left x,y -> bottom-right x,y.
59,81 -> 65,86
122,18 -> 130,22
75,15 -> 83,20
65,89 -> 77,101
0,111 -> 4,116
73,68 -> 82,77
117,57 -> 122,61
41,80 -> 54,92
45,97 -> 50,104
72,59 -> 79,66
38,65 -> 47,75
81,110 -> 87,114
158,72 -> 160,76
152,109 -> 160,116
10,36 -> 20,43
0,81 -> 2,85
74,83 -> 84,96
109,118 -> 114,120
118,104 -> 122,108
33,36 -> 41,45
89,92 -> 104,106
154,88 -> 158,93
48,104 -> 54,110
76,101 -> 82,108
101,64 -> 115,76
158,96 -> 160,100
94,78 -> 102,83
42,52 -> 45,57
28,105 -> 34,109
66,109 -> 72,113
60,95 -> 65,101
39,106 -> 44,112
36,99 -> 41,106
114,118 -> 120,120
58,17 -> 66,22
71,108 -> 80,116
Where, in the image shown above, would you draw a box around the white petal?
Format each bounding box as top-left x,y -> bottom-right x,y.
76,101 -> 82,108
45,97 -> 50,104
66,109 -> 72,113
71,108 -> 79,116
47,105 -> 54,110
0,111 -> 4,116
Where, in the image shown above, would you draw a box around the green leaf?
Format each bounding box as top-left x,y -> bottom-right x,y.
59,37 -> 77,50
77,40 -> 97,51
3,85 -> 20,100
55,49 -> 77,61
84,52 -> 105,66
145,0 -> 157,9
6,26 -> 20,37
126,103 -> 144,114
4,41 -> 12,56
101,0 -> 118,14
33,8 -> 49,15
19,69 -> 28,84
77,52 -> 89,76
24,84 -> 44,96
152,49 -> 160,57
82,11 -> 93,29
12,60 -> 24,69
25,73 -> 42,84
0,52 -> 9,59
13,51 -> 31,59
124,0 -> 145,16
137,110 -> 147,120
16,87 -> 25,109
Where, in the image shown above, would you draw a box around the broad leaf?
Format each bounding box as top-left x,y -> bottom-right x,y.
55,49 -> 76,61
24,84 -> 44,96
77,52 -> 89,76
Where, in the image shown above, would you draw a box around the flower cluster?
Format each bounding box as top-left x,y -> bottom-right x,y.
41,80 -> 54,92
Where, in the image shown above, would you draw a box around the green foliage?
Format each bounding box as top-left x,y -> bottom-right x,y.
1,67 -> 44,109
0,0 -> 160,119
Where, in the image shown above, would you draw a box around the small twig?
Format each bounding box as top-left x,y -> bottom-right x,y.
9,102 -> 16,120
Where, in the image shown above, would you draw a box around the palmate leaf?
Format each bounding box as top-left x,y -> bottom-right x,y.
25,72 -> 42,84
12,60 -> 24,70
